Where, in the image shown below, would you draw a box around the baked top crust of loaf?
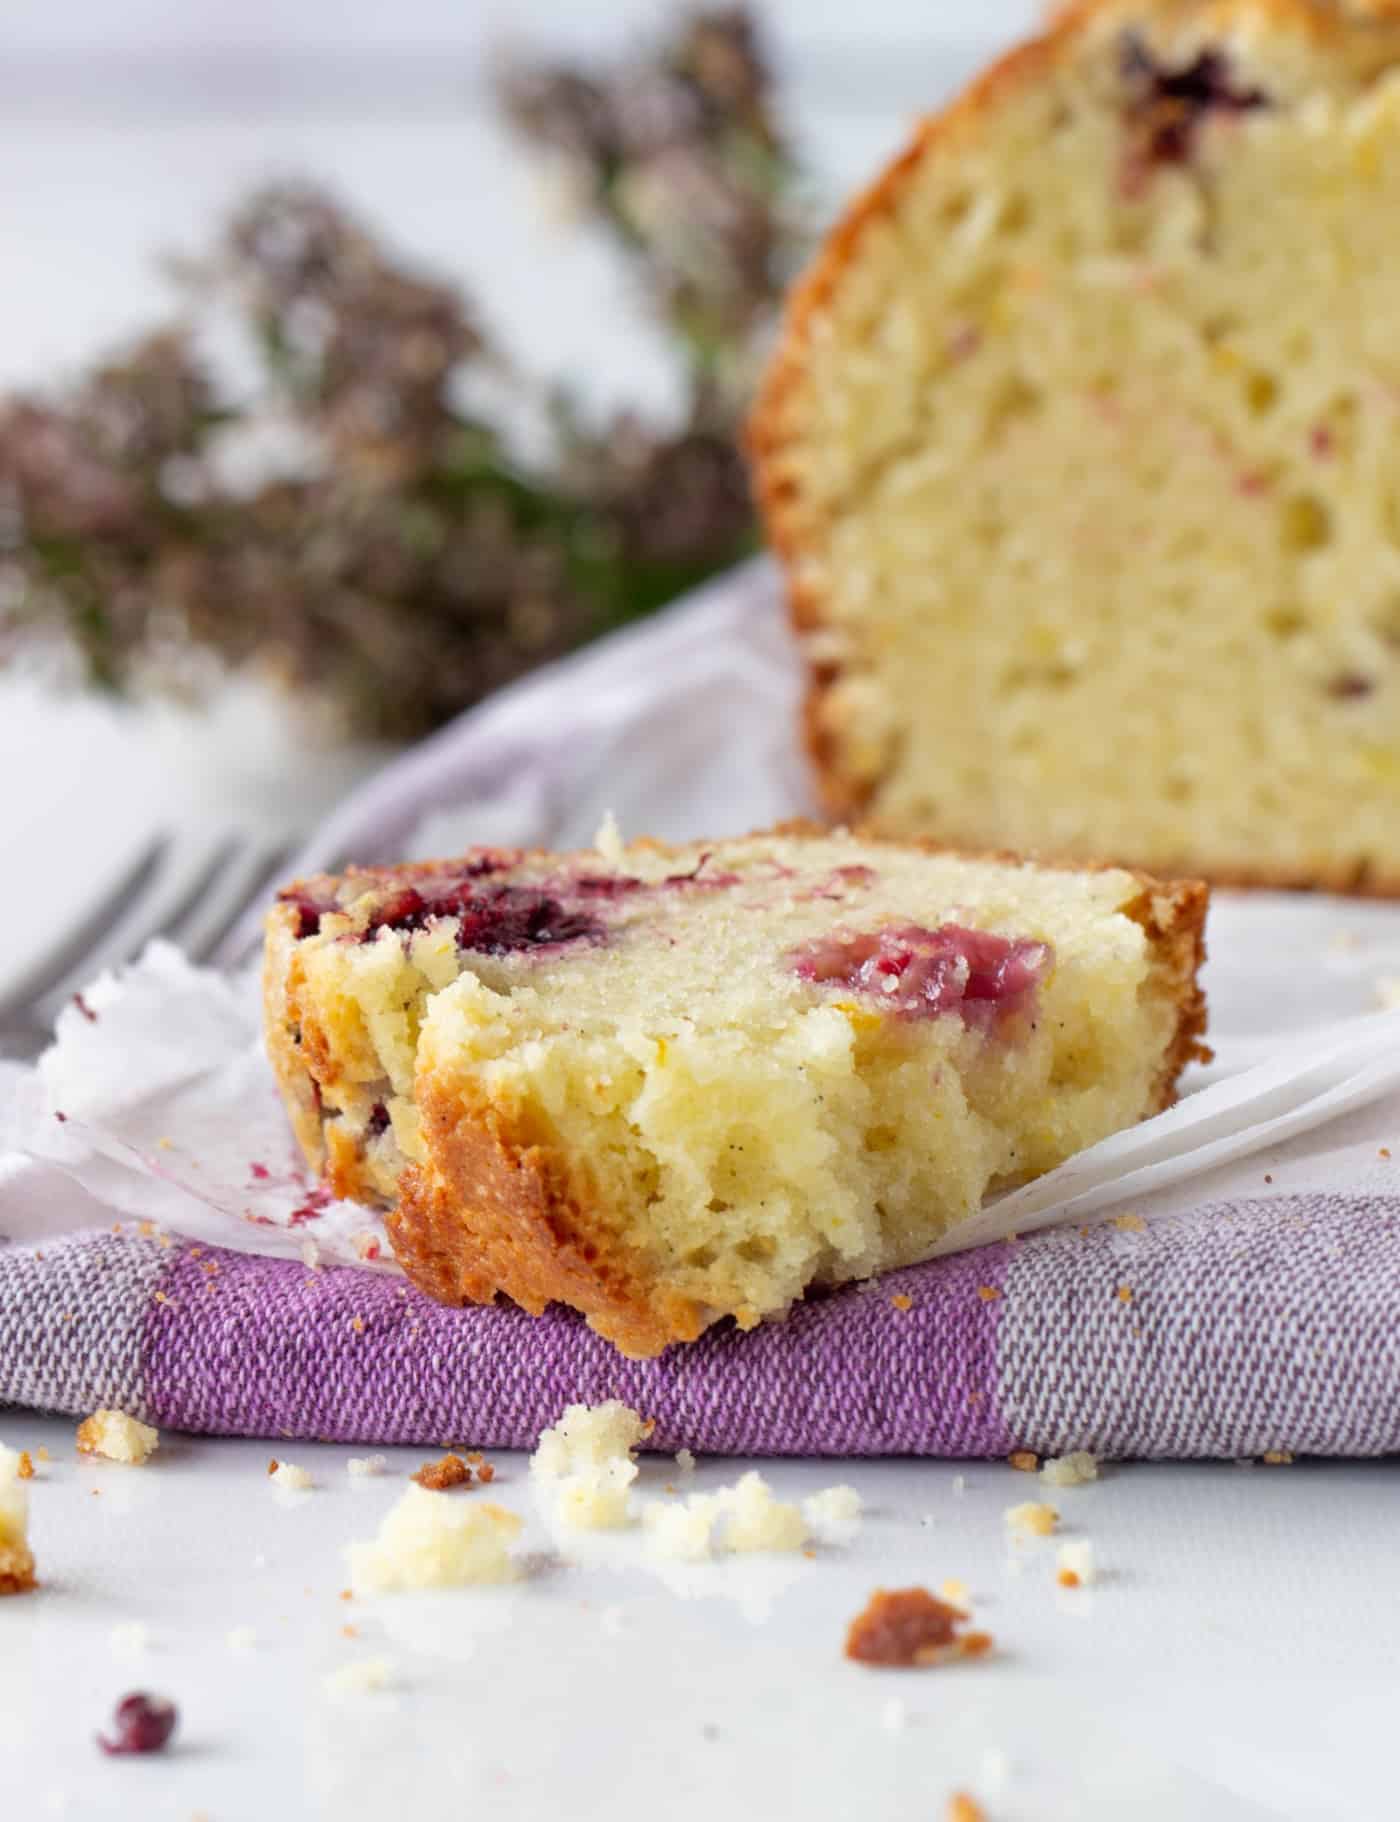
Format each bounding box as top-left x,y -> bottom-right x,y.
751,0 -> 1400,895
264,824 -> 1207,1356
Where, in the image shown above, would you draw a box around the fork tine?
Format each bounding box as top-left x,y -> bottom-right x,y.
180,836 -> 298,964
0,830 -> 170,1024
30,830 -> 244,1029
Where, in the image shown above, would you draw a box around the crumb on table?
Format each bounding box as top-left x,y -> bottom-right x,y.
269,1461 -> 313,1492
0,1447 -> 37,1596
1039,1451 -> 1098,1488
346,1485 -> 521,1593
845,1586 -> 993,1668
76,1410 -> 159,1466
1004,1501 -> 1059,1538
1057,1538 -> 1096,1587
412,1453 -> 473,1492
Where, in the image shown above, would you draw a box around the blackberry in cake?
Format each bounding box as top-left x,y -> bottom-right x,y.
264,825 -> 1207,1356
751,0 -> 1400,892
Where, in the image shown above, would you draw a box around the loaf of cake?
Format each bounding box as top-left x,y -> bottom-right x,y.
752,0 -> 1400,892
264,826 -> 1207,1356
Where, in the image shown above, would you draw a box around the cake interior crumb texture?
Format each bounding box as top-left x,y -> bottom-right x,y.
346,1484 -> 522,1593
752,0 -> 1400,892
0,1445 -> 36,1595
1040,1449 -> 1100,1486
266,826 -> 1206,1355
643,1470 -> 809,1560
270,1461 -> 313,1492
1005,1500 -> 1060,1537
531,1401 -> 650,1531
76,1410 -> 159,1466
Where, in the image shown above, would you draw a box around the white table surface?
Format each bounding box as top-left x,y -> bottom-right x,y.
0,1412 -> 1394,1822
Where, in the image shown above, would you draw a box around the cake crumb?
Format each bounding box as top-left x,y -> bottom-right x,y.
466,1451 -> 495,1484
1039,1451 -> 1098,1488
346,1485 -> 521,1593
1007,1450 -> 1038,1473
412,1453 -> 472,1492
675,1449 -> 696,1473
891,1293 -> 913,1312
1112,1213 -> 1146,1233
976,1285 -> 1001,1303
0,1448 -> 37,1593
16,1452 -> 34,1482
951,1474 -> 967,1497
347,1455 -> 387,1478
845,1586 -> 992,1667
270,1461 -> 313,1492
803,1484 -> 863,1528
1004,1501 -> 1059,1537
1381,1148 -> 1392,1161
946,1794 -> 987,1822
645,1471 -> 809,1560
594,811 -> 625,862
324,1657 -> 396,1698
76,1410 -> 159,1466
1261,1449 -> 1294,1466
1057,1538 -> 1096,1586
531,1401 -> 649,1530
1115,1285 -> 1134,1304
938,1578 -> 970,1611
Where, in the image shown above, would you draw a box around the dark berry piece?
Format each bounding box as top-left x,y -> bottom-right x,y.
1120,31 -> 1269,173
98,1692 -> 178,1757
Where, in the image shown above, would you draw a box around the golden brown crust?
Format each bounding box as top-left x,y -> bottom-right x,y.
0,1545 -> 36,1596
262,904 -> 335,1182
387,1080 -> 706,1359
749,0 -> 1400,897
267,824 -> 1210,1355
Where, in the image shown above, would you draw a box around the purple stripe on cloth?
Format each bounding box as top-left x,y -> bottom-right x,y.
995,1195 -> 1400,1459
138,1238 -> 1016,1454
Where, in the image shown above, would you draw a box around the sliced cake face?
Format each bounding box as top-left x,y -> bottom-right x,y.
265,829 -> 1207,1355
752,0 -> 1400,891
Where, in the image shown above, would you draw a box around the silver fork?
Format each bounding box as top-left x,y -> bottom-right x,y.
0,827 -> 300,1061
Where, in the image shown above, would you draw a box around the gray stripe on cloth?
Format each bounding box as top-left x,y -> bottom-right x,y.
996,1196 -> 1400,1459
0,1229 -> 168,1420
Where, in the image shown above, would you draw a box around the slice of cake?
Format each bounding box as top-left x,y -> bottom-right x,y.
751,0 -> 1400,891
264,826 -> 1207,1355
